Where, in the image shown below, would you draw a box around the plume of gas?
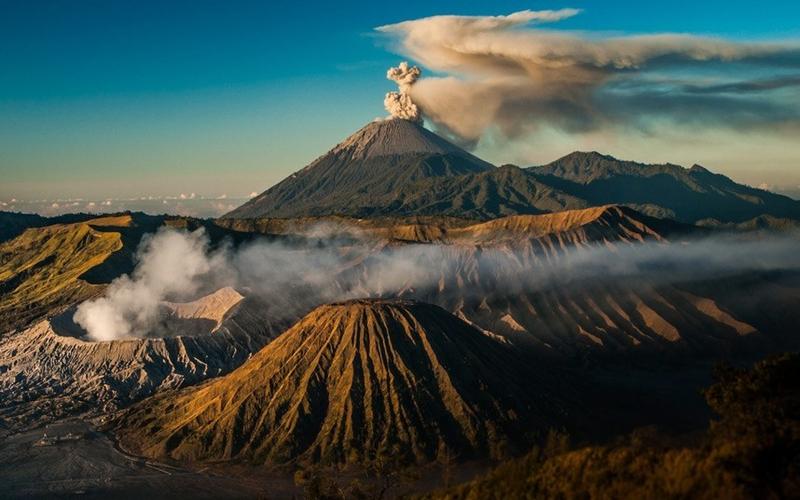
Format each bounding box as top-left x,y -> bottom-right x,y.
384,61 -> 423,121
74,223 -> 800,341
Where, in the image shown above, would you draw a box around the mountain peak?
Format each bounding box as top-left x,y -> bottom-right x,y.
328,118 -> 474,161
224,119 -> 493,219
559,151 -> 618,162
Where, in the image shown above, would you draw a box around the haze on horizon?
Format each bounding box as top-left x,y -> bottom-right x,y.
2,0 -> 800,216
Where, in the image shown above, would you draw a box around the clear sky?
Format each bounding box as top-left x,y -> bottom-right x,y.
2,0 -> 799,208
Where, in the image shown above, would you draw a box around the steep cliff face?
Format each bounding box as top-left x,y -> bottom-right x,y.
115,299 -> 554,465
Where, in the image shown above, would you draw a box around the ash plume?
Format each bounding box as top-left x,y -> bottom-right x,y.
377,10 -> 800,146
384,61 -> 423,121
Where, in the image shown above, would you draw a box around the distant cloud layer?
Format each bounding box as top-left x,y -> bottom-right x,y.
378,9 -> 800,146
0,196 -> 250,218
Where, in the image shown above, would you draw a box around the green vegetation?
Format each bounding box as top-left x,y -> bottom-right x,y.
424,353 -> 800,499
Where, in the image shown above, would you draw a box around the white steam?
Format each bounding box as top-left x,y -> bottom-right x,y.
72,223 -> 800,342
384,61 -> 423,121
73,228 -> 231,341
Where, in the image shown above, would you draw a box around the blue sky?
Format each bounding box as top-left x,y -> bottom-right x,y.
2,0 -> 799,207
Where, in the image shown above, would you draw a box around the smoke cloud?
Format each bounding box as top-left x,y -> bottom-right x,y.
74,228 -> 232,341
72,223 -> 800,342
384,61 -> 423,121
377,10 -> 800,146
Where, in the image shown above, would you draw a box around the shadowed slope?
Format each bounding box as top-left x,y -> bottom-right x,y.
0,211 -> 101,244
422,354 -> 800,500
529,152 -> 800,223
116,300 -> 553,465
225,124 -> 800,223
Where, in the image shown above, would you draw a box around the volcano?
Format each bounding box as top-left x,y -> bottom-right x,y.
225,119 -> 494,219
115,299 -> 554,465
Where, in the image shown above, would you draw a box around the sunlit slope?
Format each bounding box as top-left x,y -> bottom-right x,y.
0,213 -> 230,334
219,206 -> 792,356
116,300 -> 555,465
0,216 -> 126,333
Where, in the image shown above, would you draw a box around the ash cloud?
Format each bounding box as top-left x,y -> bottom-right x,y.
73,223 -> 800,341
384,61 -> 423,121
376,10 -> 800,146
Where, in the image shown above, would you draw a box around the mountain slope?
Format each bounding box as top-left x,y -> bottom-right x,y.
225,119 -> 494,219
225,118 -> 799,223
0,213 -> 254,335
115,299 -> 552,465
364,164 -> 587,220
0,212 -> 49,244
0,217 -> 125,334
317,208 -> 784,356
529,152 -> 800,223
216,205 -> 793,357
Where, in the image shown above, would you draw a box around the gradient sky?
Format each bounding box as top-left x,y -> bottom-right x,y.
2,0 -> 799,206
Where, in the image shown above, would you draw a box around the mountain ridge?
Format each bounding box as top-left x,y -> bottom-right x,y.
225,120 -> 800,224
528,151 -> 800,223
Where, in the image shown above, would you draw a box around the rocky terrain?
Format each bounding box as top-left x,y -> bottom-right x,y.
0,287 -> 290,435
